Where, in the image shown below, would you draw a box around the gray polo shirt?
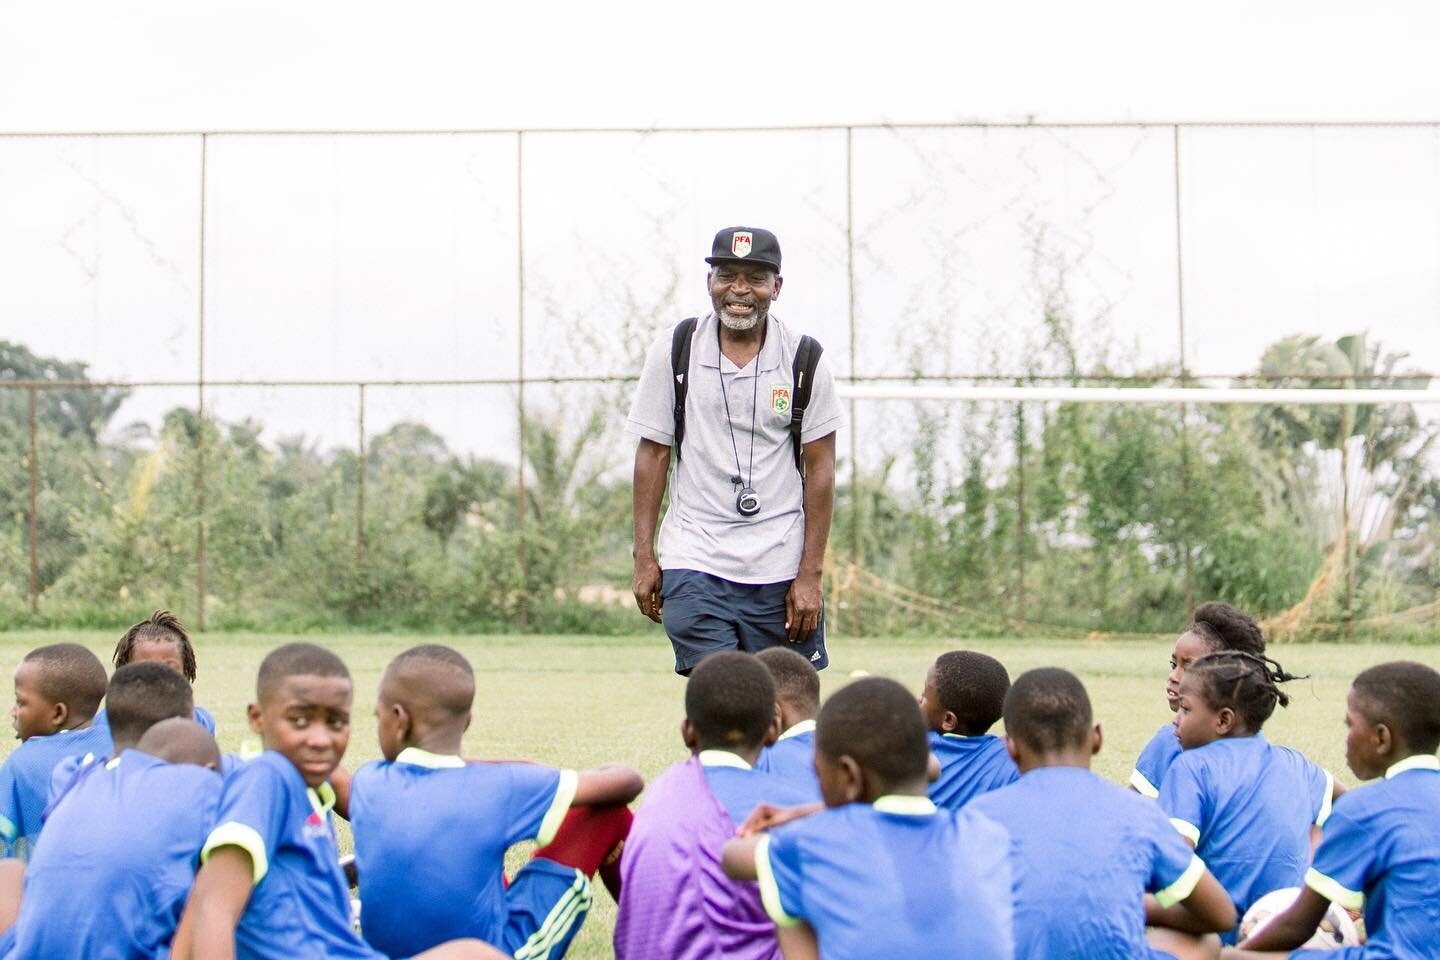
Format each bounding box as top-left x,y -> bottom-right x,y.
627,313 -> 843,584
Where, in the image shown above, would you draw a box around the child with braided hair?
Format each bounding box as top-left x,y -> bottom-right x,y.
1131,602 -> 1266,798
1158,650 -> 1345,944
98,610 -> 216,737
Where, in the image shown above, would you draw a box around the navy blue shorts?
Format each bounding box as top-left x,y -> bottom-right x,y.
661,569 -> 829,675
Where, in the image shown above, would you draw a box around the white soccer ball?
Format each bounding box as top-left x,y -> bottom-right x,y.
1239,887 -> 1360,950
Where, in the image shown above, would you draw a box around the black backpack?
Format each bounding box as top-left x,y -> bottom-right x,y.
669,317 -> 823,476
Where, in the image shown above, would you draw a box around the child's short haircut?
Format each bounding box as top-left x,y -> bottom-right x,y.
256,643 -> 350,699
1002,668 -> 1092,754
1185,651 -> 1300,732
106,662 -> 195,748
1188,601 -> 1265,657
113,610 -> 197,681
1352,661 -> 1440,754
931,650 -> 1010,735
684,652 -> 775,751
755,647 -> 820,714
23,644 -> 107,721
137,717 -> 221,767
386,644 -> 475,718
815,677 -> 928,785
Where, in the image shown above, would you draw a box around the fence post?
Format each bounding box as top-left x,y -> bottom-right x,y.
845,126 -> 862,636
1173,124 -> 1196,619
515,131 -> 529,630
27,386 -> 39,614
1014,396 -> 1026,623
357,384 -> 366,567
195,132 -> 208,631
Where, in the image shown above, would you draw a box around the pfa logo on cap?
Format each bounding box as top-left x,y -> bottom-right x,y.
731,231 -> 753,258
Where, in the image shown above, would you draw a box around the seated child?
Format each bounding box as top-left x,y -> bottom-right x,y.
1160,651 -> 1343,943
175,643 -> 505,960
722,676 -> 1016,960
918,649 -> 1019,809
754,647 -> 822,797
1225,661 -> 1440,960
1132,602 -> 1265,798
348,645 -> 643,960
48,659 -> 201,805
6,664 -> 217,959
96,610 -> 216,737
967,667 -> 1235,960
0,643 -> 109,859
614,651 -> 816,960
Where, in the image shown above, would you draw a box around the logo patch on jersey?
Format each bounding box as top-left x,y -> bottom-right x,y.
303,810 -> 328,840
771,385 -> 791,414
731,231 -> 753,258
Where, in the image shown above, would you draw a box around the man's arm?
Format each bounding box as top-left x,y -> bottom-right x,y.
786,433 -> 835,642
632,439 -> 671,624
173,846 -> 254,960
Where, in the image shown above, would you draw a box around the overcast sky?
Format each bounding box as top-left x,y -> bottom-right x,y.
3,2 -> 1438,462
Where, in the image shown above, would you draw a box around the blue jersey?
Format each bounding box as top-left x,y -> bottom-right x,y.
926,732 -> 1019,810
755,721 -> 821,800
201,750 -> 378,960
1296,755 -> 1440,960
757,796 -> 1015,959
10,750 -> 221,958
1130,722 -> 1181,798
0,724 -> 112,859
349,749 -> 577,957
699,750 -> 818,827
1157,734 -> 1332,936
93,704 -> 218,742
969,766 -> 1203,959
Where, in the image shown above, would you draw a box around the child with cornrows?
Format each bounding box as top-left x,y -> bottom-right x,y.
1159,650 -> 1344,944
1131,601 -> 1266,798
98,611 -> 216,737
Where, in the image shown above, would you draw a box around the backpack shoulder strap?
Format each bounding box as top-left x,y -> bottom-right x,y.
670,317 -> 699,461
789,334 -> 824,475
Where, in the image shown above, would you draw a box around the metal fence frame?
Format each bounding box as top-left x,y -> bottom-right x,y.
6,118 -> 1440,631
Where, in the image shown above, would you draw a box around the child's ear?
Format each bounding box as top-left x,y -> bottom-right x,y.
764,709 -> 781,748
1003,735 -> 1022,766
461,709 -> 472,734
1215,707 -> 1237,736
1090,723 -> 1104,756
49,701 -> 68,731
1374,721 -> 1395,758
941,710 -> 961,734
837,755 -> 864,804
680,718 -> 699,753
246,703 -> 264,735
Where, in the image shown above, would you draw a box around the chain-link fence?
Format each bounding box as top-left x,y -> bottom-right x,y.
4,122 -> 1439,638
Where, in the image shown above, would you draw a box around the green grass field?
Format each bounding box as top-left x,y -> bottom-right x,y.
2,630 -> 1436,959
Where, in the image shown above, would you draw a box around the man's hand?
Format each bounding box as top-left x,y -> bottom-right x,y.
633,557 -> 663,624
785,573 -> 822,642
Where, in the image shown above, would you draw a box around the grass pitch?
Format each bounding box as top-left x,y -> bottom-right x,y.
1,630 -> 1435,959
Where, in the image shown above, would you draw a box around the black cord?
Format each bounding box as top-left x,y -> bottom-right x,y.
717,323 -> 759,491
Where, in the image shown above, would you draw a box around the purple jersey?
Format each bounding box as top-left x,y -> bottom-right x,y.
614,756 -> 778,960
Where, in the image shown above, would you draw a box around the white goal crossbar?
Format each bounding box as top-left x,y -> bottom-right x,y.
836,385 -> 1440,406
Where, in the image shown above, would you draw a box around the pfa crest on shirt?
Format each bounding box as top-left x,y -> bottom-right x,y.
771,385 -> 791,415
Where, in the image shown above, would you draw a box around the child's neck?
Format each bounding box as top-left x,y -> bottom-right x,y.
1015,748 -> 1092,775
778,704 -> 816,733
863,775 -> 930,803
403,733 -> 464,757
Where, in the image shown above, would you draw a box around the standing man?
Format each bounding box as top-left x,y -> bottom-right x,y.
628,227 -> 842,675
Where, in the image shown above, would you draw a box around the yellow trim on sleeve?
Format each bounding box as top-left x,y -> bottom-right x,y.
1169,818 -> 1200,845
1316,769 -> 1334,827
754,834 -> 799,928
1129,768 -> 1160,798
0,813 -> 16,844
201,822 -> 269,886
1153,854 -> 1206,908
536,769 -> 579,847
1305,867 -> 1364,912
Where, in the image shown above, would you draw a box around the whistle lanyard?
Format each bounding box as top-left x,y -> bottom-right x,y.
718,323 -> 759,491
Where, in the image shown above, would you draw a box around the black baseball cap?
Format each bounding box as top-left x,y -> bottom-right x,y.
705,226 -> 781,273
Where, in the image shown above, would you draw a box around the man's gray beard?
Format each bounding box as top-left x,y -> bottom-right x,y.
717,304 -> 765,332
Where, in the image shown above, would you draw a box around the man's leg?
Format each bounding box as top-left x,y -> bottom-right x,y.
735,580 -> 829,670
661,569 -> 743,675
